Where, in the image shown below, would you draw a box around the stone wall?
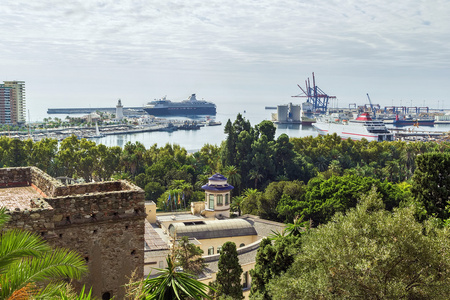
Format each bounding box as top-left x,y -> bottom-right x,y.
0,167 -> 31,187
30,167 -> 63,197
2,167 -> 146,300
55,180 -> 131,197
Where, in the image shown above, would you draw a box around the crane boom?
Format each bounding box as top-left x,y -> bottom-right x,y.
366,93 -> 376,118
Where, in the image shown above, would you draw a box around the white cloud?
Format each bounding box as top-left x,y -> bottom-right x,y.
1,0 -> 450,115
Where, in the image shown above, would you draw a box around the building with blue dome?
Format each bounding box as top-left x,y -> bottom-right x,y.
201,173 -> 234,218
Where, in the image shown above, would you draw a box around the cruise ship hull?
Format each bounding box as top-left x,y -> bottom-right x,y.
143,106 -> 216,116
143,94 -> 216,117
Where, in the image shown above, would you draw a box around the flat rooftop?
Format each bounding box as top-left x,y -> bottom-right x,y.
145,220 -> 170,251
157,213 -> 205,223
0,186 -> 44,210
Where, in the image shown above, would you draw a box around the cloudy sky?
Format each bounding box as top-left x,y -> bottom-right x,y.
1,0 -> 449,120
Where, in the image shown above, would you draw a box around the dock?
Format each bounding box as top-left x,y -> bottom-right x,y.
390,128 -> 448,141
0,120 -> 206,142
47,107 -> 146,115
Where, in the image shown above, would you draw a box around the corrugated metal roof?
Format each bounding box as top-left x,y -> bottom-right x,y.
168,219 -> 257,240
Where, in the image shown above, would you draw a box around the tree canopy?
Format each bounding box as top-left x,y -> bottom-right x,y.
267,187 -> 450,299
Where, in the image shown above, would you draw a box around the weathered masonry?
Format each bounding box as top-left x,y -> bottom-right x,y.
0,167 -> 145,299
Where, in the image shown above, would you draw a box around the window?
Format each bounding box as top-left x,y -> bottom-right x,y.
217,195 -> 223,206
217,246 -> 222,254
242,271 -> 249,289
239,243 -> 245,248
225,194 -> 229,205
208,246 -> 214,255
209,194 -> 214,210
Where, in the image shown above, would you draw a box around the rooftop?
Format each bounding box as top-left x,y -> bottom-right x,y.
168,218 -> 257,240
144,220 -> 170,251
0,186 -> 45,210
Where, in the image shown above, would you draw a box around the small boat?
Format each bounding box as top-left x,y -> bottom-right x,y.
91,122 -> 105,138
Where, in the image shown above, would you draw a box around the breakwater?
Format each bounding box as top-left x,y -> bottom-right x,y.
47,107 -> 146,115
0,120 -> 206,142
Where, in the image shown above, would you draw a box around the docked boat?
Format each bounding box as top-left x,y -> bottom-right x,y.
313,112 -> 394,142
143,94 -> 216,116
391,114 -> 435,126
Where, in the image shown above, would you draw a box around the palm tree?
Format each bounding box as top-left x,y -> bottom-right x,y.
136,256 -> 213,300
222,165 -> 241,191
0,207 -> 88,299
249,169 -> 263,189
230,196 -> 243,216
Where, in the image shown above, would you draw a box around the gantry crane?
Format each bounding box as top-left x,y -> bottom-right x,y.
291,72 -> 336,113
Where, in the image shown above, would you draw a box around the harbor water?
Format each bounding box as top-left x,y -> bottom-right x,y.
42,101 -> 450,152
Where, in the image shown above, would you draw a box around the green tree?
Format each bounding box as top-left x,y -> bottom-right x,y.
249,236 -> 301,300
213,242 -> 244,300
255,120 -> 276,141
0,208 -> 88,299
174,236 -> 205,275
222,119 -> 237,167
222,165 -> 241,192
267,187 -> 450,299
412,152 -> 450,219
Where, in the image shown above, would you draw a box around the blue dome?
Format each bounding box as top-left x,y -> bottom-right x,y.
201,184 -> 234,191
201,173 -> 234,191
208,173 -> 228,181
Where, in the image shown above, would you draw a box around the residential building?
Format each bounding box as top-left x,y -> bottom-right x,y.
3,80 -> 26,124
0,85 -> 13,124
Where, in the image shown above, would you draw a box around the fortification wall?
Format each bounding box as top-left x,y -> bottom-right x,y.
2,167 -> 145,300
55,180 -> 130,196
0,167 -> 31,187
30,167 -> 63,196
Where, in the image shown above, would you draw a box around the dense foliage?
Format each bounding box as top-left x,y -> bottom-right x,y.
249,236 -> 301,300
266,188 -> 450,299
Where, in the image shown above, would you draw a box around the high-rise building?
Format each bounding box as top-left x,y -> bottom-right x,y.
3,81 -> 26,125
0,85 -> 13,124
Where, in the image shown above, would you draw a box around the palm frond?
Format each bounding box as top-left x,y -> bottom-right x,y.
0,248 -> 88,299
0,207 -> 11,228
0,229 -> 50,272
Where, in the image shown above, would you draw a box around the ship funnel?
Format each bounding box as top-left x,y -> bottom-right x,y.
189,94 -> 197,101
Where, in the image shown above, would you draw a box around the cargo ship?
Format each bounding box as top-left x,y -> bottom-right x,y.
143,94 -> 216,116
391,114 -> 435,126
313,112 -> 394,142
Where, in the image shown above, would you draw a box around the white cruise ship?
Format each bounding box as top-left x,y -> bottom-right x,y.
313,112 -> 394,142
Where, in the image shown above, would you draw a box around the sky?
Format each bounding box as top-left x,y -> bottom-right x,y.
1,0 -> 450,121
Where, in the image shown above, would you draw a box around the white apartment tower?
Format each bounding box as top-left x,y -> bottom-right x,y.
3,81 -> 26,124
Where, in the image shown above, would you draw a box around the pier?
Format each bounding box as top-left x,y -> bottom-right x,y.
47,107 -> 146,115
390,128 -> 448,141
0,119 -> 205,142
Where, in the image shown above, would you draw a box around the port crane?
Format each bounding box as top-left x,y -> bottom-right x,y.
366,93 -> 377,118
292,72 -> 336,113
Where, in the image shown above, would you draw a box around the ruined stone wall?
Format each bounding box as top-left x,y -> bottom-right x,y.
0,167 -> 31,187
55,180 -> 131,196
30,167 -> 63,197
2,168 -> 146,300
